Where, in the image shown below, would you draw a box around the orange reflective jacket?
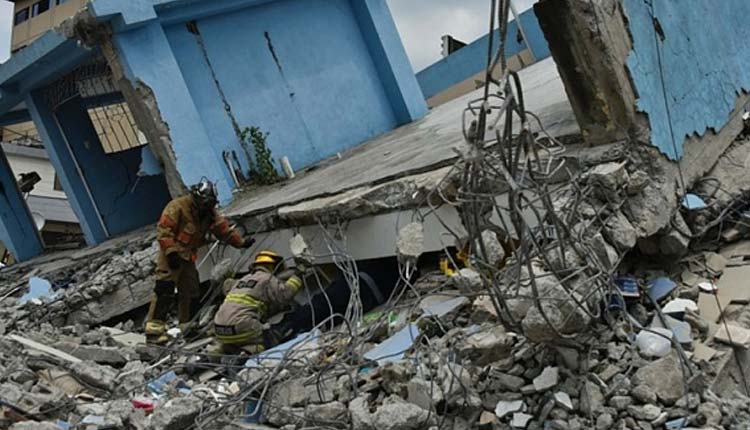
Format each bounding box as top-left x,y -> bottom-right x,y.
157,195 -> 244,261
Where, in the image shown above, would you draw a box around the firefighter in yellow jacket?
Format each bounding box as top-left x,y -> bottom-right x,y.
146,179 -> 254,344
213,250 -> 303,353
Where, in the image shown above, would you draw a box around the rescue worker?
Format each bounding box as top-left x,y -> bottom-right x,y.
146,178 -> 254,344
213,250 -> 304,354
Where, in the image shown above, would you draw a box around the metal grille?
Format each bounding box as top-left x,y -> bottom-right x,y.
87,103 -> 147,154
42,57 -> 148,154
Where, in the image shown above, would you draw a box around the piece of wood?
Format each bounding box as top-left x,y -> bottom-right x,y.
705,252 -> 729,273
717,265 -> 750,305
199,370 -> 219,383
720,240 -> 750,259
698,293 -> 728,323
183,337 -> 214,352
8,334 -> 82,363
102,327 -> 146,348
714,324 -> 750,348
692,342 -> 718,363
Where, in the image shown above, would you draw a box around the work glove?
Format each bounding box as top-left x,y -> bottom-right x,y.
240,236 -> 256,249
167,252 -> 183,271
294,259 -> 309,273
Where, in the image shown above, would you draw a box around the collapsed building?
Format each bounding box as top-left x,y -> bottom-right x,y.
2,0 -> 750,429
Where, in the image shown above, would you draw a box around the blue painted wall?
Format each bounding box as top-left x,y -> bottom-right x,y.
416,8 -> 550,102
53,98 -> 172,236
163,0 -> 403,176
623,0 -> 750,160
0,148 -> 44,260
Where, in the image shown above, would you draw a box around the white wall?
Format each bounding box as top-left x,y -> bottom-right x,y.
6,154 -> 66,199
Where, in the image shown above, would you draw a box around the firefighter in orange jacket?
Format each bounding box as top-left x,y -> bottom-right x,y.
146,179 -> 254,344
213,250 -> 303,354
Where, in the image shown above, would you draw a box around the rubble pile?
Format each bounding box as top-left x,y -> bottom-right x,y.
0,233 -> 158,331
3,15 -> 750,427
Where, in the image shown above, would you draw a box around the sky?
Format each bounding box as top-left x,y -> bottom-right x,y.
0,0 -> 536,68
386,0 -> 537,71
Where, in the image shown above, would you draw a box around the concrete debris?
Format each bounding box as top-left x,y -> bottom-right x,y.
396,222 -> 424,262
586,161 -> 629,192
147,397 -> 202,430
475,230 -> 506,267
372,395 -> 434,430
632,352 -> 686,405
1,125 -> 750,430
510,412 -> 532,429
494,399 -> 524,419
660,212 -> 692,256
459,326 -> 513,365
532,366 -> 559,392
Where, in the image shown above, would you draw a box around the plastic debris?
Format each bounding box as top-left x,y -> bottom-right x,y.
636,328 -> 673,358
647,277 -> 677,302
651,315 -> 692,344
665,417 -> 688,429
147,371 -> 177,395
698,281 -> 718,293
132,399 -> 155,414
661,298 -> 698,315
420,296 -> 469,318
244,399 -> 263,423
81,415 -> 105,425
245,330 -> 321,368
682,194 -> 707,210
363,324 -> 419,365
614,275 -> 640,298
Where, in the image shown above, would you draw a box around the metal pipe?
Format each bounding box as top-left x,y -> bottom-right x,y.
509,0 -> 536,63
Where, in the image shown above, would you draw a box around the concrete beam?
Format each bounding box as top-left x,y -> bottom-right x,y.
25,90 -> 109,245
534,0 -> 649,146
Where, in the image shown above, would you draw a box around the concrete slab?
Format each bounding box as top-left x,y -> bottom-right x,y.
226,57 -> 577,219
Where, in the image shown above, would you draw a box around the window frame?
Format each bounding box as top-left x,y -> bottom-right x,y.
14,8 -> 30,25
31,0 -> 51,17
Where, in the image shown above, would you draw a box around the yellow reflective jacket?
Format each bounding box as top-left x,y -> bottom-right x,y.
214,269 -> 302,328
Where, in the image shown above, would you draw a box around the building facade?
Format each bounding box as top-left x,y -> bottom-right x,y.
0,0 -> 427,262
416,7 -> 550,108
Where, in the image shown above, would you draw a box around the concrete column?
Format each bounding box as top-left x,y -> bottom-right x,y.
25,91 -> 109,245
534,0 -> 649,146
0,148 -> 44,261
350,0 -> 428,125
110,21 -> 234,204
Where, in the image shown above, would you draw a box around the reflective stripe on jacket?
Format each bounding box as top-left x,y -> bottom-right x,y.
214,269 -> 302,329
156,195 -> 244,261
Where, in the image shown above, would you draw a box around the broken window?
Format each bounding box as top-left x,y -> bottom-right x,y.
31,0 -> 50,17
14,8 -> 29,25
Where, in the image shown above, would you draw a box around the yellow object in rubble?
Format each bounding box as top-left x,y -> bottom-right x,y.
440,258 -> 458,277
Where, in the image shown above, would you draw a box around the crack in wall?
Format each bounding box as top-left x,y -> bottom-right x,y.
187,20 -> 254,173
262,31 -> 317,154
69,11 -> 187,198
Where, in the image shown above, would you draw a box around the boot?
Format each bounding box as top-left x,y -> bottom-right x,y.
145,320 -> 169,345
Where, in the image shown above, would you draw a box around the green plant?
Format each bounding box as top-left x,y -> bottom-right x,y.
240,126 -> 280,185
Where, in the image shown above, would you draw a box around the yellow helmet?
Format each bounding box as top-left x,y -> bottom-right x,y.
253,250 -> 283,267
